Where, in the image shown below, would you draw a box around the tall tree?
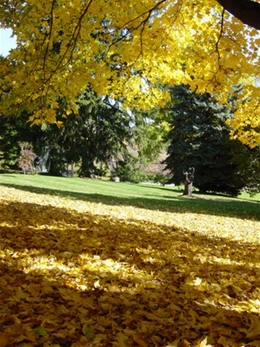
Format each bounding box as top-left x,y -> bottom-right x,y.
164,85 -> 249,197
1,1 -> 260,146
131,107 -> 168,167
0,90 -> 133,176
71,91 -> 132,177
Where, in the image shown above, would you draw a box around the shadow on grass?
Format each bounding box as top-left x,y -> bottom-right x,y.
0,199 -> 260,346
1,182 -> 260,221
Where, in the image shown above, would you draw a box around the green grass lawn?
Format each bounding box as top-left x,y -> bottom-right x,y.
0,173 -> 259,221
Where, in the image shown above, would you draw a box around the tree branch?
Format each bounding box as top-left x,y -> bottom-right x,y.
216,0 -> 260,30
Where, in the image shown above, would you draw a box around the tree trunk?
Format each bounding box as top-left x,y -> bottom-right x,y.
216,0 -> 260,30
79,155 -> 96,177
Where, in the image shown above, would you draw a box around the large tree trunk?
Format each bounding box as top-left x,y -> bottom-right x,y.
216,0 -> 260,30
79,155 -> 96,177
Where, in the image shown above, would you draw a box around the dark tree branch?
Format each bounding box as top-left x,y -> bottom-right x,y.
43,0 -> 56,78
216,0 -> 260,30
215,8 -> 225,68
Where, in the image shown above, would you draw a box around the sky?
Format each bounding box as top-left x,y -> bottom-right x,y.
0,28 -> 17,56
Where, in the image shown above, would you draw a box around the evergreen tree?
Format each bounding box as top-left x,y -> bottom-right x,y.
70,91 -> 132,177
0,91 -> 165,178
164,85 -> 247,196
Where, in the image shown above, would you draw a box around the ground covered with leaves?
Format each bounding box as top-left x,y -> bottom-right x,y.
1,185 -> 260,347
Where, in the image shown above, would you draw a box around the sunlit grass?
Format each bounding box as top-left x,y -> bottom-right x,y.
0,173 -> 260,218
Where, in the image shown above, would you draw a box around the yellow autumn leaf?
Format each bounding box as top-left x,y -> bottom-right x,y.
133,333 -> 148,347
35,326 -> 48,337
82,325 -> 94,340
197,337 -> 213,347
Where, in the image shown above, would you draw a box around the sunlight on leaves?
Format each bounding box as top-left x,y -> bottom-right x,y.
0,186 -> 260,346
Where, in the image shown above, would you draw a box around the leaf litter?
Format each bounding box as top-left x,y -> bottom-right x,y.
0,186 -> 260,347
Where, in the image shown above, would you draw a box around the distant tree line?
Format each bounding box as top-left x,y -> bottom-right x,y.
1,84 -> 260,197
0,89 -> 165,182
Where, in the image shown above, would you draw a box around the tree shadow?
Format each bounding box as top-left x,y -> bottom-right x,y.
1,199 -> 260,345
1,182 -> 260,221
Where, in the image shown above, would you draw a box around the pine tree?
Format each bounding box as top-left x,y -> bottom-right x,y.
164,85 -> 246,196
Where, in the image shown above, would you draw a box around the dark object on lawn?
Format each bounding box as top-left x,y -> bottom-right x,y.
183,167 -> 195,197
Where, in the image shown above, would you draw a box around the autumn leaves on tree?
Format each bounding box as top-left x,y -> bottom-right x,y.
1,0 -> 260,146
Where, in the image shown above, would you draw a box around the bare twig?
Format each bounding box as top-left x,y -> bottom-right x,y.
43,0 -> 56,77
215,7 -> 225,70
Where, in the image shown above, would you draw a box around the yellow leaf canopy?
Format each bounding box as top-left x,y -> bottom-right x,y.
1,0 -> 260,146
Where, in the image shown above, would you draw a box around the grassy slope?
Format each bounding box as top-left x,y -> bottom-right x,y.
0,173 -> 259,220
